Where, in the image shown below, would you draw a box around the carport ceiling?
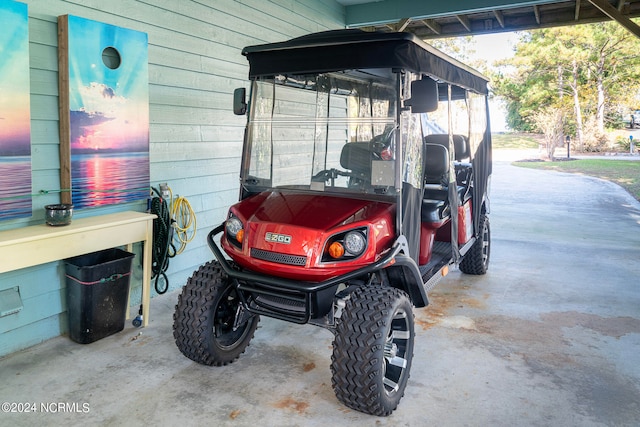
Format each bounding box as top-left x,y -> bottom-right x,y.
338,0 -> 640,38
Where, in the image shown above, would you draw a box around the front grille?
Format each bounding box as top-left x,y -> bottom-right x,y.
250,248 -> 307,266
255,295 -> 306,313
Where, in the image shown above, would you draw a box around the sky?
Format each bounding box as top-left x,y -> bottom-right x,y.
472,32 -> 519,64
473,32 -> 520,131
0,0 -> 31,155
67,15 -> 149,152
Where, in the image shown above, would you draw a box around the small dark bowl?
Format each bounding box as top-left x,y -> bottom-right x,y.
45,204 -> 74,226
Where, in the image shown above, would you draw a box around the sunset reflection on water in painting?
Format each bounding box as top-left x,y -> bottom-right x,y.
71,152 -> 149,208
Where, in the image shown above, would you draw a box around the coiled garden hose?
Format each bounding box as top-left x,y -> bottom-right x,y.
150,187 -> 175,295
170,194 -> 197,255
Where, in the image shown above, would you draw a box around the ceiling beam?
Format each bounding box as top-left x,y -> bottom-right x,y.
587,0 -> 640,38
494,10 -> 506,27
345,0 -> 562,27
395,18 -> 412,32
346,0 -> 640,41
422,19 -> 442,34
456,14 -> 472,31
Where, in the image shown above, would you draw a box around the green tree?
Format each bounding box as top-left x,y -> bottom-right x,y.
428,36 -> 489,73
493,22 -> 640,150
491,31 -> 563,132
428,36 -> 476,64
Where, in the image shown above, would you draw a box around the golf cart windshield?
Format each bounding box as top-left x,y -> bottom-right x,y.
241,71 -> 399,198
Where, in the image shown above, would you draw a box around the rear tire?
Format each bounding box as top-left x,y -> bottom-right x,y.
460,213 -> 490,275
331,286 -> 415,416
173,261 -> 259,366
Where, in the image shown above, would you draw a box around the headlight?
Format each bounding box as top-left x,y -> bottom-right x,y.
344,231 -> 366,256
323,227 -> 368,262
225,216 -> 244,247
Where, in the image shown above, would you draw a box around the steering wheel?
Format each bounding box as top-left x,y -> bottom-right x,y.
311,169 -> 336,182
312,168 -> 360,184
370,125 -> 397,158
370,135 -> 388,154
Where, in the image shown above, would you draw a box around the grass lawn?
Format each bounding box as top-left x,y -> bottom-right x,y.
492,133 -> 540,150
514,159 -> 640,201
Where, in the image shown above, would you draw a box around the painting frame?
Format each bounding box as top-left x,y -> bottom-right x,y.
58,15 -> 149,209
0,0 -> 32,221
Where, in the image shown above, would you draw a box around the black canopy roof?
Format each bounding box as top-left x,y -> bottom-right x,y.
242,29 -> 489,95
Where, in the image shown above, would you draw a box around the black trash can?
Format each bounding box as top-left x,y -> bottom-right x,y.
65,248 -> 135,344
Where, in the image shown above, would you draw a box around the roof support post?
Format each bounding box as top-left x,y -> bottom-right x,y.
588,0 -> 640,38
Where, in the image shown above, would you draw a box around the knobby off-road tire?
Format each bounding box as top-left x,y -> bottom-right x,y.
459,213 -> 490,275
331,286 -> 415,416
173,261 -> 259,366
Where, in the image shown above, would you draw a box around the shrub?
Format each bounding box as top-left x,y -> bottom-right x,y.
616,135 -> 632,152
581,118 -> 611,152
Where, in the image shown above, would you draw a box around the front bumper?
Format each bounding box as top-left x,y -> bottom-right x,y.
207,223 -> 402,323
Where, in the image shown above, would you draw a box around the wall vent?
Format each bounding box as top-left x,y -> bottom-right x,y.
0,287 -> 23,317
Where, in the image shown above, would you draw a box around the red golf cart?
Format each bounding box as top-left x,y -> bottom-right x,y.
173,29 -> 492,416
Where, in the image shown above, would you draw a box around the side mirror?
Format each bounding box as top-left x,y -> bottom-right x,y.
406,78 -> 438,113
233,87 -> 247,115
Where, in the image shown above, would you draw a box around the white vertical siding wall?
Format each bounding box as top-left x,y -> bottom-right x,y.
0,0 -> 344,356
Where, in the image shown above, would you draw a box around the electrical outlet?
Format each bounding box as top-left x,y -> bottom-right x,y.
159,183 -> 170,198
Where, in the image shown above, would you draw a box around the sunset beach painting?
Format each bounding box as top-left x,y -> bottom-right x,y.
0,1 -> 32,220
60,15 -> 149,209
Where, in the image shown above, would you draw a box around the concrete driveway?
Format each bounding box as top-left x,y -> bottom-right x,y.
1,153 -> 639,426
